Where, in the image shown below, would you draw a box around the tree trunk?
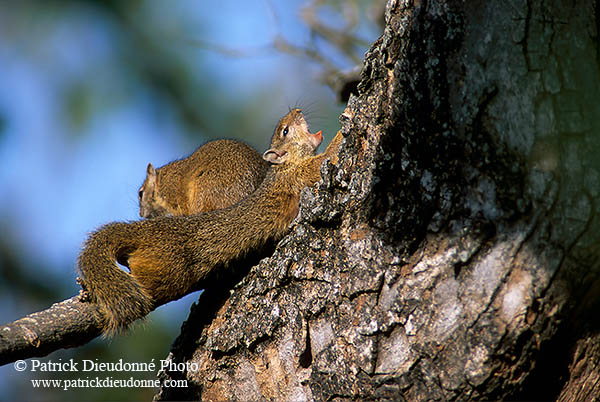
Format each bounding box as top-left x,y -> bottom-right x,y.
157,1 -> 600,400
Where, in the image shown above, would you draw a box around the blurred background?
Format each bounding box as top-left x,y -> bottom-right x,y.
0,0 -> 381,400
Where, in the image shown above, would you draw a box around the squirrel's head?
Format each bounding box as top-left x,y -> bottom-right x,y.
139,163 -> 171,218
263,108 -> 323,165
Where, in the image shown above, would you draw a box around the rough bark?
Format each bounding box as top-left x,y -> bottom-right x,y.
0,296 -> 103,366
157,0 -> 600,401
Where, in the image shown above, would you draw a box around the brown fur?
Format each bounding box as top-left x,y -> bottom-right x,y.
139,140 -> 268,218
78,109 -> 344,334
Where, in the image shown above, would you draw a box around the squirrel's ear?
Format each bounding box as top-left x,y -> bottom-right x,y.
146,163 -> 158,187
263,149 -> 287,164
146,163 -> 156,176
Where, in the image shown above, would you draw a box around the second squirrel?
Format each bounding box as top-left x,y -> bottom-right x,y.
139,140 -> 268,218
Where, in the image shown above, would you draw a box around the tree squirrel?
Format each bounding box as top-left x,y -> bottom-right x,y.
139,140 -> 268,218
78,109 -> 344,334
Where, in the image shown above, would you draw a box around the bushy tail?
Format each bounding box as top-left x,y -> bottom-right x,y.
78,222 -> 154,335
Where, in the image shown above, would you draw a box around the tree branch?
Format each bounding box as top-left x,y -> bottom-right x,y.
0,295 -> 103,366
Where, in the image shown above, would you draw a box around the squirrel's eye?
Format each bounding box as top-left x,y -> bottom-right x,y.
282,127 -> 289,137
138,189 -> 144,200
